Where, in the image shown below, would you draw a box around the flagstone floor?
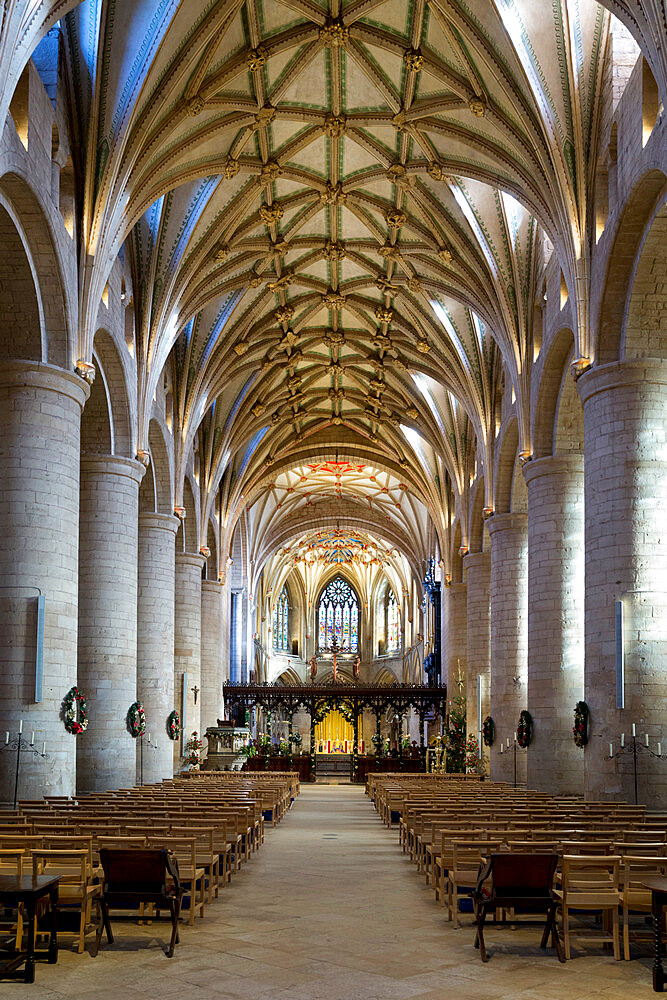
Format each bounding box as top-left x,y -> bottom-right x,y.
4,784 -> 655,999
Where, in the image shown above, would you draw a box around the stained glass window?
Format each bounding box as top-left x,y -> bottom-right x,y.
272,585 -> 289,651
317,576 -> 359,652
387,591 -> 399,652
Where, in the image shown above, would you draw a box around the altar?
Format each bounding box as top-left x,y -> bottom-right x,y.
313,708 -> 364,755
315,738 -> 365,755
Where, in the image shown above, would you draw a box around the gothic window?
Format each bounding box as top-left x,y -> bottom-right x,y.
272,585 -> 289,651
317,576 -> 359,652
387,591 -> 400,652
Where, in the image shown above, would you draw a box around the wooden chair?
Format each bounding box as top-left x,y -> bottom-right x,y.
0,849 -> 25,949
620,855 -> 667,960
32,848 -> 99,953
554,855 -> 622,960
93,849 -> 182,958
472,852 -> 563,963
447,840 -> 503,928
146,836 -> 205,926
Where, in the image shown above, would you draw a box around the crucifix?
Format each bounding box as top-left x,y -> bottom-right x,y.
191,685 -> 199,705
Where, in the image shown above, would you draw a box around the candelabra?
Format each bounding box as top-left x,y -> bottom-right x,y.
499,738 -> 527,789
1,727 -> 49,809
606,726 -> 664,805
138,731 -> 159,787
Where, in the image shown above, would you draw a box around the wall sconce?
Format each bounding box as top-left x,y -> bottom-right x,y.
570,356 -> 592,379
136,450 -> 150,467
174,506 -> 186,520
518,450 -> 532,466
200,545 -> 211,558
444,574 -> 452,588
75,360 -> 96,384
482,506 -> 494,520
458,545 -> 468,557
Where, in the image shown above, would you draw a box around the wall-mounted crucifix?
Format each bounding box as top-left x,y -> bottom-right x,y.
191,685 -> 199,705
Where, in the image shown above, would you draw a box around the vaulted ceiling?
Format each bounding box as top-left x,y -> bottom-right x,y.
3,0 -> 653,574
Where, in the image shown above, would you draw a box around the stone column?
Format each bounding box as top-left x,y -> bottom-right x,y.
201,580 -> 223,734
488,513 -> 528,785
77,456 -> 144,792
137,512 -> 178,784
444,582 -> 467,697
578,361 -> 667,808
463,552 -> 491,771
174,552 -> 205,764
0,363 -> 88,802
524,456 -> 585,796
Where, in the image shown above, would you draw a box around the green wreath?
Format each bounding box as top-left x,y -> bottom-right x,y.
127,701 -> 146,738
516,710 -> 533,748
482,715 -> 495,747
62,687 -> 88,736
573,701 -> 589,748
167,710 -> 181,741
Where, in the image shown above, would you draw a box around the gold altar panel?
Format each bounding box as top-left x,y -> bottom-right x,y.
314,709 -> 360,750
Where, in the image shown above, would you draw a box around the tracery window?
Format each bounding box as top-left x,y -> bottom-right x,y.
272,585 -> 289,651
317,576 -> 359,652
387,591 -> 400,652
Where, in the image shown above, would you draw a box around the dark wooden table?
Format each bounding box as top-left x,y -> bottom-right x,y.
0,874 -> 59,983
644,877 -> 667,992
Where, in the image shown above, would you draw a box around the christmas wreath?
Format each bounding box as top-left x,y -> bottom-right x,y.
482,715 -> 495,747
62,686 -> 88,735
167,710 -> 181,741
127,701 -> 146,738
573,700 -> 589,748
516,710 -> 533,748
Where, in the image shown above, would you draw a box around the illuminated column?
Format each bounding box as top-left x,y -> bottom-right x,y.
201,580 -> 223,734
174,552 -> 205,759
137,512 -> 178,784
524,456 -> 584,796
578,361 -> 667,807
463,552 -> 491,770
77,456 -> 145,792
0,362 -> 88,801
488,514 -> 528,785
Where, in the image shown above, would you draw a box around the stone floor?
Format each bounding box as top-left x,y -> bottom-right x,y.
3,784 -> 656,999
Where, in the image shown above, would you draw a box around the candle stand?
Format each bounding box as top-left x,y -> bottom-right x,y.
138,732 -> 158,787
1,732 -> 50,809
606,733 -> 664,805
499,740 -> 527,788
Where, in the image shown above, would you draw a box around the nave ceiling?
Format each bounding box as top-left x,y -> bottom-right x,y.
0,0 -> 654,581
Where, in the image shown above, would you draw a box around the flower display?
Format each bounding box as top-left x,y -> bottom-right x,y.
127,701 -> 146,738
63,687 -> 88,735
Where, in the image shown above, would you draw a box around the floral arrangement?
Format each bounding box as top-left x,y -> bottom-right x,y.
371,732 -> 383,755
482,715 -> 495,747
257,733 -> 271,750
63,686 -> 88,735
401,736 -> 411,751
127,701 -> 146,738
573,701 -> 589,748
289,732 -> 303,747
183,731 -> 203,768
167,710 -> 181,741
516,710 -> 533,748
465,733 -> 481,771
447,694 -> 467,772
278,739 -> 290,756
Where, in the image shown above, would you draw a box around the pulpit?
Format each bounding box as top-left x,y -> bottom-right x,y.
202,724 -> 250,770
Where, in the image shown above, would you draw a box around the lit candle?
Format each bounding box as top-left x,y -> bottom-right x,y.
658,743 -> 662,757
500,745 -> 504,754
30,731 -> 34,746
632,723 -> 636,737
42,742 -> 46,755
507,738 -> 510,748
621,733 -> 624,748
147,733 -> 151,743
609,743 -> 613,758
646,733 -> 649,747
4,732 -> 8,744
18,719 -> 22,734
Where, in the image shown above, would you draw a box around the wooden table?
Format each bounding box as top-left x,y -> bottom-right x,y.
644,877 -> 667,992
0,874 -> 59,983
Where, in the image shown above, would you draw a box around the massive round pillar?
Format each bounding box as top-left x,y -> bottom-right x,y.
137,512 -> 179,784
201,580 -> 224,734
77,457 -> 144,792
0,362 -> 88,801
174,552 -> 205,761
488,513 -> 528,785
463,552 -> 491,771
578,361 -> 667,807
444,582 -> 467,698
524,456 -> 585,795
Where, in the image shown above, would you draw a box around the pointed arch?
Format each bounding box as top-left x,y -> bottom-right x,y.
316,575 -> 360,653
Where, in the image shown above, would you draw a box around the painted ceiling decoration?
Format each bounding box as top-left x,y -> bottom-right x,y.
1,0 -> 655,588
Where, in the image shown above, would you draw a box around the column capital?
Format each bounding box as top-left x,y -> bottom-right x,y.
522,454 -> 584,486
486,511 -> 527,536
80,455 -> 146,484
0,360 -> 90,409
577,359 -> 667,405
202,579 -> 223,594
138,512 -> 179,534
176,551 -> 206,571
463,551 -> 490,572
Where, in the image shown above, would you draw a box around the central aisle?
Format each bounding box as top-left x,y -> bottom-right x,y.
9,784 -> 652,1000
